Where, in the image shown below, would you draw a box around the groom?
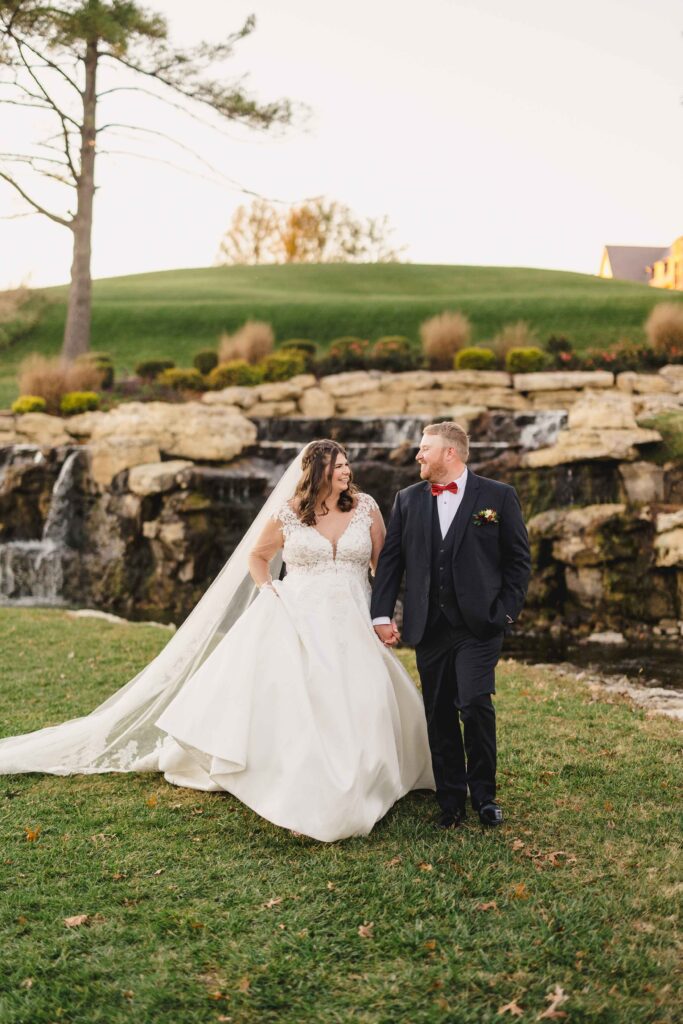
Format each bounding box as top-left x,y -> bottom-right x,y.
371,421 -> 531,829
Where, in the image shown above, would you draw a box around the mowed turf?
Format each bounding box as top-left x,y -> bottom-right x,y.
0,607 -> 680,1023
2,263 -> 682,407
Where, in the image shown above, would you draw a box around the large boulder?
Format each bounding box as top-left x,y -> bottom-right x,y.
619,461 -> 666,504
298,387 -> 336,418
247,400 -> 298,418
522,426 -> 662,467
88,437 -> 161,487
616,372 -> 673,394
336,392 -> 406,415
660,365 -> 683,392
381,371 -> 436,393
433,370 -> 512,389
128,460 -> 194,496
15,412 -> 71,446
319,371 -> 382,398
201,386 -> 258,409
528,390 -> 582,410
63,401 -> 257,463
654,527 -> 683,567
567,390 -> 637,430
254,375 -> 316,402
513,371 -> 614,392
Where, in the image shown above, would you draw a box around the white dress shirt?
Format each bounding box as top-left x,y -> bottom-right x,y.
372,468 -> 468,626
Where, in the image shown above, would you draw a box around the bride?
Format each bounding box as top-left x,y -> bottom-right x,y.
0,439 -> 434,842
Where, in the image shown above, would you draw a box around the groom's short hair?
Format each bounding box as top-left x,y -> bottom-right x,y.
423,422 -> 470,462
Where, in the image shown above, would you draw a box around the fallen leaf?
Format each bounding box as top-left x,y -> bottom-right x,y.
189,920 -> 204,929
237,976 -> 250,993
498,999 -> 524,1016
418,861 -> 433,872
545,851 -> 576,869
64,914 -> 89,928
261,897 -> 282,910
511,839 -> 525,851
477,901 -> 499,912
121,990 -> 133,1000
423,939 -> 437,950
358,921 -> 374,939
24,826 -> 41,842
152,868 -> 165,876
112,872 -> 126,881
16,915 -> 27,925
603,801 -> 614,812
217,1017 -> 232,1022
435,995 -> 449,1010
207,991 -> 224,1000
20,978 -> 33,989
146,795 -> 158,808
326,881 -> 336,890
385,855 -> 402,868
512,882 -> 529,900
538,984 -> 569,1020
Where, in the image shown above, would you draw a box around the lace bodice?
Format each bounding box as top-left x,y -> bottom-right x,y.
274,492 -> 378,581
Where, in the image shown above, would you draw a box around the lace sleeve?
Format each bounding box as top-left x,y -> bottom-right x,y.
271,500 -> 299,538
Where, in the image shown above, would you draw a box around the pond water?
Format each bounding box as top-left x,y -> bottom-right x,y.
505,636 -> 682,691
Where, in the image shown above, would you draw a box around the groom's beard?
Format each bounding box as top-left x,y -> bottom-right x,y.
418,457 -> 447,482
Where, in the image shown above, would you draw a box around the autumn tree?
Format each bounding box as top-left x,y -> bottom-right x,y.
0,1 -> 293,360
217,197 -> 403,265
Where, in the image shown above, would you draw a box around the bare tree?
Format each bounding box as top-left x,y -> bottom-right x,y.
215,198 -> 279,266
217,197 -> 404,265
0,1 -> 293,360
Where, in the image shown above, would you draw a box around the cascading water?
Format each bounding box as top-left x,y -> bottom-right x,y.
0,449 -> 82,606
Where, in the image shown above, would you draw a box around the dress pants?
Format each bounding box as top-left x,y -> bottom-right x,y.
415,608 -> 503,813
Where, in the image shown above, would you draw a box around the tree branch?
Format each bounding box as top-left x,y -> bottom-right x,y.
0,22 -> 81,95
0,169 -> 71,226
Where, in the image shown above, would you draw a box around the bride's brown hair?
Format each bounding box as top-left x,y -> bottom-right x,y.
293,440 -> 358,525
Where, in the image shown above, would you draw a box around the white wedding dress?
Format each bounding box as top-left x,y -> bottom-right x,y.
0,455 -> 434,843
156,493 -> 435,841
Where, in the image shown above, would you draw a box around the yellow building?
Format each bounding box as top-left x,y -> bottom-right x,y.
599,236 -> 683,290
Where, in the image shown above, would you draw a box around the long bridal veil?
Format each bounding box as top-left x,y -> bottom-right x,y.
0,446 -> 308,776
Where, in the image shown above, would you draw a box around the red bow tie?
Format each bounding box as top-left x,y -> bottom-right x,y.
431,481 -> 458,496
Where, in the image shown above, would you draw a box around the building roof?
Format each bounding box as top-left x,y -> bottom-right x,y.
604,245 -> 669,282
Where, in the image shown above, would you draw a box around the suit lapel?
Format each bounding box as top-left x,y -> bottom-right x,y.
420,481 -> 433,555
450,472 -> 480,561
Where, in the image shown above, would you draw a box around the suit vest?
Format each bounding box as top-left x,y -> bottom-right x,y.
428,495 -> 463,626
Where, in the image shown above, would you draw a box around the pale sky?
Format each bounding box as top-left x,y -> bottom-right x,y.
1,0 -> 682,289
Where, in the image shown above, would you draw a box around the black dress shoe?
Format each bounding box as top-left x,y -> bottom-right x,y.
436,808 -> 466,829
477,802 -> 504,827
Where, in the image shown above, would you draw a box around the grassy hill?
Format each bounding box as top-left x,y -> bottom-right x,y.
2,263 -> 681,407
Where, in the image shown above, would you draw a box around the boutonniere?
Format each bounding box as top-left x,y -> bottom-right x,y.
472,508 -> 499,527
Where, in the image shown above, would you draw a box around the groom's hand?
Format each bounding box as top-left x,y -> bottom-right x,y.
374,621 -> 400,646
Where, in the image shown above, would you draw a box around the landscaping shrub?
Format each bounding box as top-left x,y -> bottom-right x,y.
17,354 -> 104,413
156,367 -> 206,391
11,394 -> 46,414
322,337 -> 370,373
419,311 -> 470,369
279,339 -> 317,371
492,321 -> 539,361
60,391 -> 100,415
260,350 -> 307,382
644,302 -> 683,360
505,347 -> 547,373
579,339 -> 681,373
219,320 -> 274,365
192,349 -> 219,375
455,347 -> 497,370
369,336 -> 420,372
545,335 -> 573,355
135,359 -> 175,380
207,360 -> 264,389
77,351 -> 114,389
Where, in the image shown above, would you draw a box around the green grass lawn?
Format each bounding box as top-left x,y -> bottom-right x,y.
0,608 -> 680,1023
2,263 -> 681,408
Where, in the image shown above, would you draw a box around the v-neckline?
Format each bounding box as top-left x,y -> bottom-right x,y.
310,502 -> 359,561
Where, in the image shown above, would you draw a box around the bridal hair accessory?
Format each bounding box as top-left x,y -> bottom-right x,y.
431,482 -> 458,496
472,508 -> 499,526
